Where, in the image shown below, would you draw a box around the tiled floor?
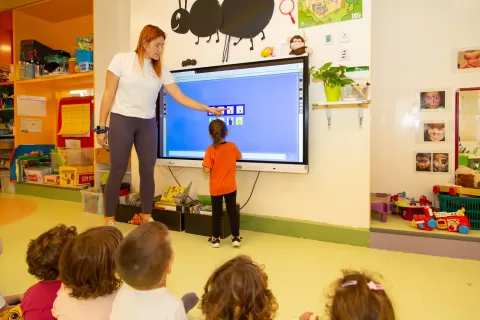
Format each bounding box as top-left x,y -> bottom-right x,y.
1,194 -> 479,319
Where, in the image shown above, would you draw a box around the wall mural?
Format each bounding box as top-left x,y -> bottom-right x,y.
298,0 -> 363,28
171,0 -> 274,62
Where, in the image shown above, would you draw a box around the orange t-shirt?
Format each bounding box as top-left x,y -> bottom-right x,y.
202,142 -> 242,196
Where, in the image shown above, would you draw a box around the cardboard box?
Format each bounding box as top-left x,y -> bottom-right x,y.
44,175 -> 59,185
95,148 -> 130,165
59,166 -> 94,187
24,167 -> 52,184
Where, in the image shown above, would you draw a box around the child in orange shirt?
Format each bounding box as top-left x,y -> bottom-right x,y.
202,119 -> 242,248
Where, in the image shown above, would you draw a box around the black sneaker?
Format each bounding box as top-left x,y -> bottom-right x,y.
232,236 -> 242,248
208,237 -> 220,248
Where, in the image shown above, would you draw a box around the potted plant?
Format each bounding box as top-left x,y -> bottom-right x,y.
309,62 -> 355,102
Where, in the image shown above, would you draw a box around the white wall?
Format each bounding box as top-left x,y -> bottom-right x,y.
94,0 -> 131,127
371,0 -> 480,199
123,0 -> 372,228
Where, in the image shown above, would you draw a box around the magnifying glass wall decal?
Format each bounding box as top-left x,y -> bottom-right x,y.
279,0 -> 295,24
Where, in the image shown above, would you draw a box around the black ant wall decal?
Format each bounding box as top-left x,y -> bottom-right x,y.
171,0 -> 222,44
171,0 -> 274,52
220,0 -> 274,51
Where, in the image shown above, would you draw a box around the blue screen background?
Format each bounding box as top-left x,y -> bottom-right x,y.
161,72 -> 302,163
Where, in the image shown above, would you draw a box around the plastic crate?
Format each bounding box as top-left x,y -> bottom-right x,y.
439,194 -> 480,230
0,173 -> 14,193
80,188 -> 104,214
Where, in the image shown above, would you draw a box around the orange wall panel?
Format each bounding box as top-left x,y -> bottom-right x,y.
0,11 -> 13,65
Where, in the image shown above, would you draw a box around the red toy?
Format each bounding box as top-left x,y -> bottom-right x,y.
411,207 -> 435,231
411,207 -> 471,234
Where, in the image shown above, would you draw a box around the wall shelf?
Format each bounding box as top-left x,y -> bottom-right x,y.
312,100 -> 370,110
0,82 -> 14,87
15,72 -> 94,91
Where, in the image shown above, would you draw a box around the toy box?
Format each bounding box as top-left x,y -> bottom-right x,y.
24,166 -> 52,184
43,174 -> 59,185
59,166 -> 94,187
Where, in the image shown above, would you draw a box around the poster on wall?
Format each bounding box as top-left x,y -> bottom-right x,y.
432,153 -> 449,173
415,152 -> 432,173
298,0 -> 363,29
416,121 -> 449,144
457,48 -> 480,70
414,152 -> 450,173
419,91 -> 446,111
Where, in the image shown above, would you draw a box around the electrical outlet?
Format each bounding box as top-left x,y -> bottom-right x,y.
340,49 -> 349,61
339,32 -> 350,43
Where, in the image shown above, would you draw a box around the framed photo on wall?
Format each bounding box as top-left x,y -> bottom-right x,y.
419,91 -> 446,110
457,48 -> 480,70
415,152 -> 432,173
415,120 -> 451,144
432,152 -> 449,173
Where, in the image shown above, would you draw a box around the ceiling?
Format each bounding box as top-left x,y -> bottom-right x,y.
0,0 -> 93,23
0,0 -> 44,12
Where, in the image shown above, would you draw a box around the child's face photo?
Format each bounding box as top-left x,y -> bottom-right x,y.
416,153 -> 432,172
424,123 -> 445,142
458,49 -> 480,69
420,91 -> 445,109
433,153 -> 449,172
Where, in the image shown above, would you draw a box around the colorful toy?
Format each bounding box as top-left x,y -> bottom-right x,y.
430,208 -> 471,234
128,214 -> 142,225
411,207 -> 435,231
261,47 -> 275,58
411,206 -> 471,234
392,194 -> 432,220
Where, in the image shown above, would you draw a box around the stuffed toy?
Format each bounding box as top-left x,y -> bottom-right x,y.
288,35 -> 313,56
0,304 -> 23,320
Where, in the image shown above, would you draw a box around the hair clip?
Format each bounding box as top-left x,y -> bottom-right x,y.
367,281 -> 385,291
341,280 -> 357,287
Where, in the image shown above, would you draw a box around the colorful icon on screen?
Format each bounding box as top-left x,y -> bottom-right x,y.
226,106 -> 234,115
226,117 -> 234,126
236,117 -> 243,125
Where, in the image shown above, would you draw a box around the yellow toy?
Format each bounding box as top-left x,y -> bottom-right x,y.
0,304 -> 23,320
261,47 -> 275,58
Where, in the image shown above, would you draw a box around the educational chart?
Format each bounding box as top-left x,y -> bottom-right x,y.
298,0 -> 363,29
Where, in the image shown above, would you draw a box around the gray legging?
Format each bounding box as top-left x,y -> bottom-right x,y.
104,112 -> 157,217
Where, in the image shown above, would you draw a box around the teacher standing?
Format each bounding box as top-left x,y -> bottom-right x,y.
97,24 -> 224,226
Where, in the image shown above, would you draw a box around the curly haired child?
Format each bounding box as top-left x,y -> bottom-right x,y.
21,224 -> 77,320
300,270 -> 395,320
200,255 -> 278,320
52,226 -> 123,320
202,119 -> 242,248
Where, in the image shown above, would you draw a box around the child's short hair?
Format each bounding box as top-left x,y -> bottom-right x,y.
26,224 -> 77,281
200,255 -> 278,320
59,226 -> 123,299
115,222 -> 172,290
327,270 -> 395,320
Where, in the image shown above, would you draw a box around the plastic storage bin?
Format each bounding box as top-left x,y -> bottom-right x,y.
0,172 -> 15,193
80,188 -> 104,214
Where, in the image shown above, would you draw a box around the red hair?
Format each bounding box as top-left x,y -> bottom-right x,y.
135,24 -> 166,77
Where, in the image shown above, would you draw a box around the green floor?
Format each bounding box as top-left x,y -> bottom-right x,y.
1,194 -> 479,319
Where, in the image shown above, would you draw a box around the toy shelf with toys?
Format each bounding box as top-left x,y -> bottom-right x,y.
370,190 -> 480,240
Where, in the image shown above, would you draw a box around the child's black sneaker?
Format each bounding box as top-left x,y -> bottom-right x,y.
232,236 -> 242,248
208,237 -> 220,248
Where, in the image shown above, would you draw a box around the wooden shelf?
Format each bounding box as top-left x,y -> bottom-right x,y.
0,82 -> 14,87
0,135 -> 14,139
312,100 -> 371,110
15,72 -> 94,90
0,108 -> 14,111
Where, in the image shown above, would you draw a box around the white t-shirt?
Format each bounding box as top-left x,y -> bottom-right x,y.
52,286 -> 118,320
107,52 -> 175,119
110,286 -> 187,320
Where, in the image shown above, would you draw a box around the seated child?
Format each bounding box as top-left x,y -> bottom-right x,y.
52,226 -> 123,320
200,255 -> 278,320
110,222 -> 199,320
21,224 -> 77,320
320,270 -> 395,320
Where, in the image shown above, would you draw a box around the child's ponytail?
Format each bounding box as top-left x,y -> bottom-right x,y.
209,119 -> 227,148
